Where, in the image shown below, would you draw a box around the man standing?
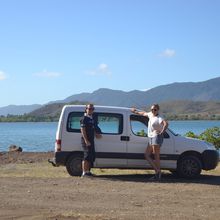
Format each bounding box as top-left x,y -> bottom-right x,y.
80,104 -> 102,177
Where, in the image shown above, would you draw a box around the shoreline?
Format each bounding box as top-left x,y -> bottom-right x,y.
0,119 -> 220,123
0,151 -> 54,165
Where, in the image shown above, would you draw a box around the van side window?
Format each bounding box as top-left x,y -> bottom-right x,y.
67,112 -> 123,134
130,115 -> 148,137
94,113 -> 123,135
67,112 -> 84,132
130,115 -> 170,138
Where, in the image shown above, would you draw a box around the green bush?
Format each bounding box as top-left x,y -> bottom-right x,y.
185,131 -> 198,139
136,129 -> 147,137
185,127 -> 220,149
199,127 -> 220,149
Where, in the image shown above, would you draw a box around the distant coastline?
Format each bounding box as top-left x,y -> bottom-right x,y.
1,99 -> 220,122
0,114 -> 220,122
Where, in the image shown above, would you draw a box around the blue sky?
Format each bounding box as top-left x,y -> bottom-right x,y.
0,0 -> 219,107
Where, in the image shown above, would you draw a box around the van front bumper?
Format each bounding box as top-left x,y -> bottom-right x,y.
202,150 -> 219,170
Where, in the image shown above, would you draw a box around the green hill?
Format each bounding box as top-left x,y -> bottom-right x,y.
159,100 -> 220,120
27,100 -> 220,121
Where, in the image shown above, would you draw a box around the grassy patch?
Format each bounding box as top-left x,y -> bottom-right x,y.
0,162 -> 219,178
0,162 -> 69,178
92,168 -> 154,176
202,163 -> 220,175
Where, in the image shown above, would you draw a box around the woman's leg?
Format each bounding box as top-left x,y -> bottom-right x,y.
145,145 -> 159,173
153,145 -> 161,174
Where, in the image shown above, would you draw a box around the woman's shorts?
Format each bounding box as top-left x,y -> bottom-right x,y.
149,134 -> 163,147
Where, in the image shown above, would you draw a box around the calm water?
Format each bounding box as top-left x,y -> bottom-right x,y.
0,121 -> 220,152
0,122 -> 57,152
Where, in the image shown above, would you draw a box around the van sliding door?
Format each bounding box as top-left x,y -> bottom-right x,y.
94,112 -> 127,167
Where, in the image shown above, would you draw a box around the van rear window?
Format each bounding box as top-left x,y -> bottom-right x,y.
67,112 -> 123,134
67,112 -> 84,132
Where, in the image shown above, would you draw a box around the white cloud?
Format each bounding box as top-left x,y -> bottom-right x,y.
86,63 -> 111,76
159,48 -> 176,58
34,69 -> 62,78
0,71 -> 6,80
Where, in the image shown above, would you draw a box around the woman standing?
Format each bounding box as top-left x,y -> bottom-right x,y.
131,104 -> 168,180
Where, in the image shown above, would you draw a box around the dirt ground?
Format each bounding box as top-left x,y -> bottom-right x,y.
0,152 -> 220,220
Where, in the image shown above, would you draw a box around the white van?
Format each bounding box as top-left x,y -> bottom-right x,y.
53,105 -> 219,178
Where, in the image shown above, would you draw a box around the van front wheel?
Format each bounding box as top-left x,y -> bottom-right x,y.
66,154 -> 82,176
177,155 -> 202,178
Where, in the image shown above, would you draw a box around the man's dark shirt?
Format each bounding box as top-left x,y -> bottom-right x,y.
80,115 -> 95,141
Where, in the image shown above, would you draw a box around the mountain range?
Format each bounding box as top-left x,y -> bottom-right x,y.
52,77 -> 220,107
0,104 -> 41,116
1,77 -> 220,116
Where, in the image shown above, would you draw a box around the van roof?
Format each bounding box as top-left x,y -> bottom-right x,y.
62,105 -> 135,112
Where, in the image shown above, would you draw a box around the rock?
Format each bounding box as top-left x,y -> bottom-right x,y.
8,145 -> 23,152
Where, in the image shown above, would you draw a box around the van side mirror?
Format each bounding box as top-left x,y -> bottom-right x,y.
163,132 -> 170,138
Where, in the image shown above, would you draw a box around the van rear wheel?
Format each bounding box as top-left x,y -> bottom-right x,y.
177,155 -> 202,178
66,154 -> 82,176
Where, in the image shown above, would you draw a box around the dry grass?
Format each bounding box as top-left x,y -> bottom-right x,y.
0,161 -> 219,178
202,163 -> 220,175
0,162 -> 69,178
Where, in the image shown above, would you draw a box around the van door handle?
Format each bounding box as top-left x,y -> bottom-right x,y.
121,136 -> 130,141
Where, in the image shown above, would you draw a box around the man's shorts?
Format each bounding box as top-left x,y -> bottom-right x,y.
149,134 -> 163,147
81,138 -> 96,163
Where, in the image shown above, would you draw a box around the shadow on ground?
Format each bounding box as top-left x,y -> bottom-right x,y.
94,173 -> 220,186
